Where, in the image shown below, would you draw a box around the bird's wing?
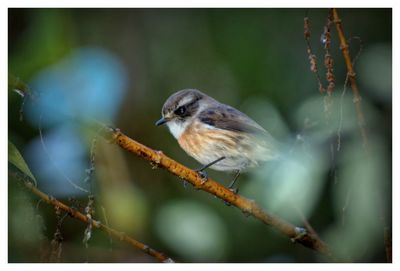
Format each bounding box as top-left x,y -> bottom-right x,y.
198,104 -> 281,160
198,104 -> 268,136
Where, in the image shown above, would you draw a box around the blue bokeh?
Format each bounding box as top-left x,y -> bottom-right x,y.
26,47 -> 128,126
24,47 -> 128,196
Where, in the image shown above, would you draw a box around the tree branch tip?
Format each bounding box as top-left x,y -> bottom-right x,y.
95,126 -> 119,144
109,127 -> 122,141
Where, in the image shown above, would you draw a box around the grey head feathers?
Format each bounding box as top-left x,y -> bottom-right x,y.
161,89 -> 209,120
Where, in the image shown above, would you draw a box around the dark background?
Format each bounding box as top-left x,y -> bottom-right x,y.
8,8 -> 392,262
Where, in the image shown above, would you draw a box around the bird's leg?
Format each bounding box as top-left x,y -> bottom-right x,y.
223,170 -> 241,206
195,156 -> 226,183
228,170 -> 241,194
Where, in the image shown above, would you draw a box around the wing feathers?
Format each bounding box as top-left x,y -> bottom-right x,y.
198,105 -> 266,135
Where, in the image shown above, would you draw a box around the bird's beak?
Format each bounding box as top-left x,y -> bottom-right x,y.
155,117 -> 168,126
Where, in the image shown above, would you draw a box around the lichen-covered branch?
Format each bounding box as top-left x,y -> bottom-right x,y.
332,8 -> 369,150
107,127 -> 332,259
11,173 -> 174,263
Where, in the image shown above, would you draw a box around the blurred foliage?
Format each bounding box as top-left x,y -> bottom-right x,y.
8,140 -> 37,185
8,8 -> 391,263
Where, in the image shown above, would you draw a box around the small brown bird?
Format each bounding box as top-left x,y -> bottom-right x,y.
156,89 -> 279,191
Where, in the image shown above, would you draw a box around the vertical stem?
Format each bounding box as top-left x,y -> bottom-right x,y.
332,8 -> 369,151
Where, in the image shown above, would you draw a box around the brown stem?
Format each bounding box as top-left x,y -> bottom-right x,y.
11,173 -> 174,263
293,204 -> 319,240
332,8 -> 369,150
304,16 -> 326,93
107,127 -> 333,259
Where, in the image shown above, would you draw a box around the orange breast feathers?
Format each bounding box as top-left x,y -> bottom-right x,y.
177,121 -> 206,161
177,120 -> 242,164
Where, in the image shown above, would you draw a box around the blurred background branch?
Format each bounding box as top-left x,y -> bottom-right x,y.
332,8 -> 369,151
9,171 -> 174,263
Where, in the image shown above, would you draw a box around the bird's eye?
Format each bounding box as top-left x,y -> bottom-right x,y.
175,106 -> 187,116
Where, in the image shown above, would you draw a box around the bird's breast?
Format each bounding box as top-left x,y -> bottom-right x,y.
177,120 -> 259,171
177,121 -> 205,161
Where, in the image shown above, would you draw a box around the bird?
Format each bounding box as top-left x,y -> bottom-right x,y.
155,89 -> 280,192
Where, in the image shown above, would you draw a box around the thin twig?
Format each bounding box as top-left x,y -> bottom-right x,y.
322,9 -> 335,96
304,16 -> 325,93
105,127 -> 333,259
336,73 -> 350,152
332,8 -> 369,151
10,172 -> 174,263
336,36 -> 364,152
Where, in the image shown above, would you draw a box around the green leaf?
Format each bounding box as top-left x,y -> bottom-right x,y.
8,140 -> 37,186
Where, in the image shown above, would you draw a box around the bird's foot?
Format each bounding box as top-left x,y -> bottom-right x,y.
195,169 -> 208,184
194,157 -> 226,185
229,187 -> 239,194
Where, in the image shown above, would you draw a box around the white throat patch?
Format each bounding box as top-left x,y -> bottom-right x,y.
166,120 -> 188,139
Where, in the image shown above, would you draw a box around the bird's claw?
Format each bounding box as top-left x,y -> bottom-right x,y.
229,187 -> 239,194
196,170 -> 208,184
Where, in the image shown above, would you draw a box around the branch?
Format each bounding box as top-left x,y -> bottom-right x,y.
332,8 -> 369,150
303,16 -> 325,93
10,172 -> 174,263
105,127 -> 333,259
